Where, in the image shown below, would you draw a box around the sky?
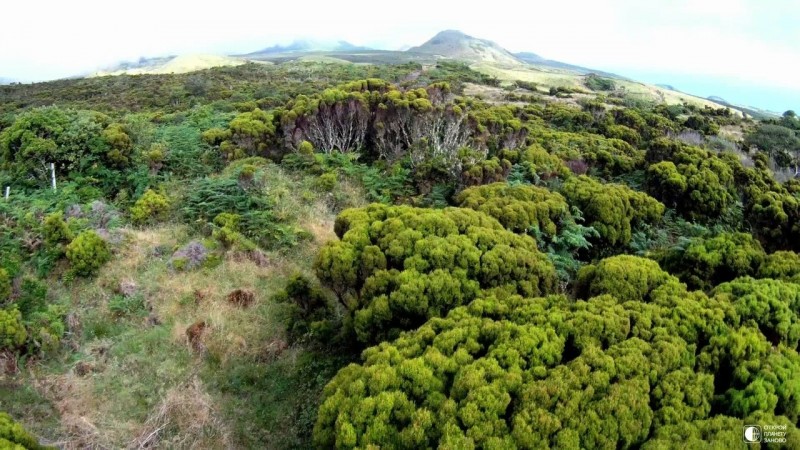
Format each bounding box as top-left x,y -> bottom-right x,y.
1,0 -> 799,112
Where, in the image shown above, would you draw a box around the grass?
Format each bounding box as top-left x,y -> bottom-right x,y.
2,164 -> 361,448
471,62 -> 738,112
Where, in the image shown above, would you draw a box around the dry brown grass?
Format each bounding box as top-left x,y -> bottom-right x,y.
129,377 -> 231,449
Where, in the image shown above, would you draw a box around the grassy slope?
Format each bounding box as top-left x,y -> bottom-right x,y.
2,165 -> 364,449
472,62 -> 736,111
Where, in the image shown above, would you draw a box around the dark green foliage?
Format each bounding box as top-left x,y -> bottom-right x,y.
0,107 -> 137,193
0,411 -> 49,449
65,230 -> 111,276
746,187 -> 800,252
274,274 -> 336,342
562,175 -> 664,248
658,233 -> 766,290
584,74 -> 615,91
314,204 -> 558,344
745,124 -> 800,166
181,175 -> 297,249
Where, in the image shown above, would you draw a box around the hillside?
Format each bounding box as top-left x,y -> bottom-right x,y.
408,29 -> 524,66
90,54 -> 246,77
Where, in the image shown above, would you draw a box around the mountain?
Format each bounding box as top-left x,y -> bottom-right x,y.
0,76 -> 15,85
245,40 -> 371,56
514,52 -> 624,79
408,30 -> 523,66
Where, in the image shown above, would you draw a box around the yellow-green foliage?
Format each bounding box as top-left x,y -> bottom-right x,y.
576,255 -> 681,302
659,233 -> 766,290
0,412 -> 48,449
42,211 -> 72,248
315,172 -> 338,192
130,189 -> 170,225
456,182 -> 569,235
314,272 -> 800,448
65,230 -> 111,276
314,204 -> 558,344
646,144 -> 736,221
713,277 -> 800,347
529,126 -> 644,177
211,213 -> 256,251
201,127 -> 231,146
518,144 -> 572,180
562,176 -> 664,247
0,308 -> 26,350
757,251 -> 800,282
0,269 -> 9,301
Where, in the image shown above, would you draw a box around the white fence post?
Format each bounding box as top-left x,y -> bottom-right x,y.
51,163 -> 56,191
4,186 -> 8,200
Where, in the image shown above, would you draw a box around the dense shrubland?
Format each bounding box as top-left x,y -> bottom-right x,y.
2,57 -> 799,448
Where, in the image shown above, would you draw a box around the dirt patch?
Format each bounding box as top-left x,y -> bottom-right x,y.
186,321 -> 208,353
226,289 -> 255,308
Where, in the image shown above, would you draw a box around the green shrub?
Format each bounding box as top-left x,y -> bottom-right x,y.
315,172 -> 338,192
314,284 -> 800,448
25,304 -> 67,354
658,233 -> 766,290
274,274 -> 335,341
0,269 -> 9,302
576,255 -> 680,302
0,411 -> 49,449
65,231 -> 111,276
42,212 -> 73,248
757,251 -> 800,282
646,145 -> 737,222
0,308 -> 26,350
130,189 -> 170,225
314,204 -> 558,344
562,175 -> 664,248
456,182 -> 569,236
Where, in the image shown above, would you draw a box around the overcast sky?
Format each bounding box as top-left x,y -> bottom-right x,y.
1,0 -> 798,111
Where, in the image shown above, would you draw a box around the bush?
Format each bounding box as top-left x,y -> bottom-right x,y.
130,189 -> 170,225
273,274 -> 335,341
0,308 -> 26,350
0,269 -> 9,302
65,231 -> 111,276
658,233 -> 766,290
646,145 -> 737,222
315,172 -> 338,192
455,182 -> 569,236
0,412 -> 48,449
314,204 -> 558,344
42,212 -> 73,248
562,175 -> 664,248
576,255 -> 680,302
314,282 -> 800,448
757,251 -> 800,282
